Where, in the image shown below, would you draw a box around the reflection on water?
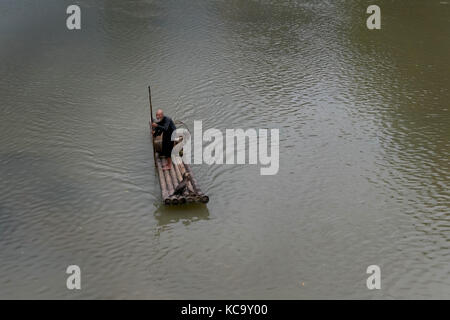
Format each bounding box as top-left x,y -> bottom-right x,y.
154,204 -> 210,234
0,0 -> 449,299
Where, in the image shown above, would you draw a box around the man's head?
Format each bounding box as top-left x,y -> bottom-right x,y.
156,109 -> 164,122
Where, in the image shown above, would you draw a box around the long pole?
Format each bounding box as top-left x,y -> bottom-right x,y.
148,86 -> 154,123
148,86 -> 156,168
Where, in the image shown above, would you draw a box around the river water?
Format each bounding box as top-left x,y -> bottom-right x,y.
0,0 -> 449,299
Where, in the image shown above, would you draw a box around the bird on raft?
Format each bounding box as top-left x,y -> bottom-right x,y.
171,172 -> 192,196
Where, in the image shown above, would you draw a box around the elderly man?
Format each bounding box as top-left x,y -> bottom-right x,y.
152,109 -> 177,170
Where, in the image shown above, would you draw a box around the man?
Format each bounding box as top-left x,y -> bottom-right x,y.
152,109 -> 177,170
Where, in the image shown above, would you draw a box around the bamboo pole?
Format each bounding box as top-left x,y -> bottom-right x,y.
173,159 -> 197,202
148,86 -> 154,123
177,164 -> 200,202
177,164 -> 195,194
169,164 -> 180,190
182,163 -> 209,203
161,157 -> 178,205
155,153 -> 171,205
173,158 -> 183,181
168,164 -> 186,204
148,86 -> 157,167
176,161 -> 195,193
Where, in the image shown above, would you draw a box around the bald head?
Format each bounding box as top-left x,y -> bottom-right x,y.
156,109 -> 164,119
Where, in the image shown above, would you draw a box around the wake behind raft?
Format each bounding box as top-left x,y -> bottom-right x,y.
148,86 -> 209,205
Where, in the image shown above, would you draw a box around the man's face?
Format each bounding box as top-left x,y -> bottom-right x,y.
156,110 -> 163,121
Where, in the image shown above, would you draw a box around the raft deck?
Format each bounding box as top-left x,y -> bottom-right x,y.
154,151 -> 209,205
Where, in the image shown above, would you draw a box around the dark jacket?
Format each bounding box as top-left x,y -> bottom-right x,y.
153,116 -> 176,138
154,116 -> 177,157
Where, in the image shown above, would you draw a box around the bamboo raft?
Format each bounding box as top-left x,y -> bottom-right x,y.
148,86 -> 209,205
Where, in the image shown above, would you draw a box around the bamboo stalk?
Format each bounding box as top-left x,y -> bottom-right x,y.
169,164 -> 180,189
177,161 -> 200,202
148,86 -> 157,168
155,153 -> 171,205
182,163 -> 209,203
161,157 -> 178,204
173,158 -> 183,182
169,164 -> 186,204
173,159 -> 197,202
176,161 -> 195,193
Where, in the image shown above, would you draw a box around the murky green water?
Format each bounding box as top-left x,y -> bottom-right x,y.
0,0 -> 449,299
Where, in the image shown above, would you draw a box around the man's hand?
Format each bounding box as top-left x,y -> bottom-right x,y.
151,122 -> 158,128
